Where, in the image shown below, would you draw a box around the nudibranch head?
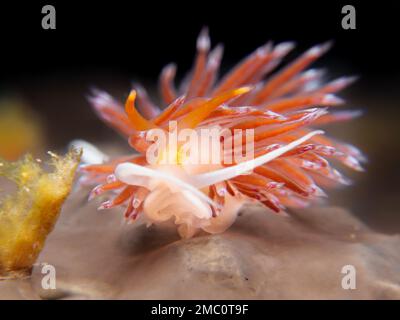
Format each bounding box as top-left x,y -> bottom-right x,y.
76,29 -> 364,238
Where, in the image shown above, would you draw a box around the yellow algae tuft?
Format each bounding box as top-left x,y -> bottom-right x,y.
0,148 -> 81,279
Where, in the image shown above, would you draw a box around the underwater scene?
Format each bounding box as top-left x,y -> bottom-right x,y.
0,1 -> 399,307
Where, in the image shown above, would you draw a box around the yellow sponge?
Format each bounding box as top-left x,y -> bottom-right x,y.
0,149 -> 81,279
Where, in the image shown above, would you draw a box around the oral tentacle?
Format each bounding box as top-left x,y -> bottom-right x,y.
190,130 -> 324,188
114,163 -> 217,207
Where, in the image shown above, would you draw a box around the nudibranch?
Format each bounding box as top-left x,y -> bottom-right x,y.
76,29 -> 364,238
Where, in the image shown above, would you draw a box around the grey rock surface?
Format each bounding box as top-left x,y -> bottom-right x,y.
1,194 -> 400,299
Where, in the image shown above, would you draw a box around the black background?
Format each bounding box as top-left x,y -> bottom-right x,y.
0,1 -> 399,84
0,300 -> 398,317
